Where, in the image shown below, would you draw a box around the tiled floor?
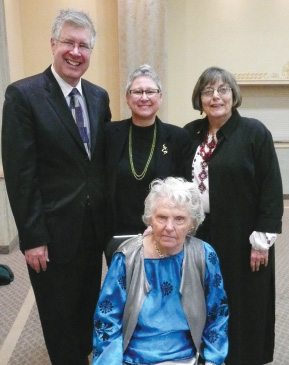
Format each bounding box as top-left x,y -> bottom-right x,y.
0,201 -> 288,364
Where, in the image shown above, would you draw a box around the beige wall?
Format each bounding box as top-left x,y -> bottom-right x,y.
2,0 -> 289,190
4,0 -> 289,126
4,0 -> 24,82
4,0 -> 120,119
167,0 -> 289,126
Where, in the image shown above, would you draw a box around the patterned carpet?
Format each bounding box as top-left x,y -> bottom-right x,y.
0,201 -> 288,364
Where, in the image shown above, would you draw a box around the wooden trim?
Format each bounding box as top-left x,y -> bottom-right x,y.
275,143 -> 289,149
238,80 -> 289,85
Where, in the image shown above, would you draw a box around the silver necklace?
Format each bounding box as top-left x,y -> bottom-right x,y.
153,241 -> 165,258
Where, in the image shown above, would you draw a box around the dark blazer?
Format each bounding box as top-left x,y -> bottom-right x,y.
2,66 -> 111,263
104,116 -> 192,238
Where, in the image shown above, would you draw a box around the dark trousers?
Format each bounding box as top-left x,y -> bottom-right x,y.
28,209 -> 102,365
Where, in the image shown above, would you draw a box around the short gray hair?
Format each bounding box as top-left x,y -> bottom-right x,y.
192,66 -> 242,112
51,8 -> 96,49
125,64 -> 162,94
143,177 -> 205,236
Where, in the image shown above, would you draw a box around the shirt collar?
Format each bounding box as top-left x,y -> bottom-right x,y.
51,65 -> 83,98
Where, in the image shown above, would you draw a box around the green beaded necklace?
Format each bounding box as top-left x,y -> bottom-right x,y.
129,123 -> 157,180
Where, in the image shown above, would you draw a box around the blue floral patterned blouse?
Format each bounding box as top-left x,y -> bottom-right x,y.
93,242 -> 228,365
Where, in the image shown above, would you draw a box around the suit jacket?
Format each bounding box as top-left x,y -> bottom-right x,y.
104,117 -> 192,236
2,66 -> 111,263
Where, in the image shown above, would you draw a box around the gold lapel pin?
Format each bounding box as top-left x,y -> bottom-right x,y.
162,144 -> 168,155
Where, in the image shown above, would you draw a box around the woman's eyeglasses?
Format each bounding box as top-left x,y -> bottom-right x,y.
129,89 -> 160,98
201,86 -> 232,97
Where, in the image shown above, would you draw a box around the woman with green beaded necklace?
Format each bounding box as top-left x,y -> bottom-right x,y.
104,64 -> 191,264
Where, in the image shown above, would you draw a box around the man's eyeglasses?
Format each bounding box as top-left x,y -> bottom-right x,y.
129,89 -> 160,97
57,39 -> 92,54
201,86 -> 232,97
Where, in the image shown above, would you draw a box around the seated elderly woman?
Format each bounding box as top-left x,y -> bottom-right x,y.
93,177 -> 229,365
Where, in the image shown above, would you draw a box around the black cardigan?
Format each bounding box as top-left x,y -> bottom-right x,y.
184,109 -> 283,365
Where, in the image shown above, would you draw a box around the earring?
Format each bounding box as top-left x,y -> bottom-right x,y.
188,226 -> 195,235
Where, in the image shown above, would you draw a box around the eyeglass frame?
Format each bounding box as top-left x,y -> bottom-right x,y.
201,85 -> 232,98
128,89 -> 161,97
56,39 -> 92,53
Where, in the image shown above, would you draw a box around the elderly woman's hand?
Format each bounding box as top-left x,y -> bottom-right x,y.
250,248 -> 269,272
143,225 -> 153,237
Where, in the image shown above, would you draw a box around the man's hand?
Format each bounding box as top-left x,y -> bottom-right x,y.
25,245 -> 49,273
250,248 -> 269,272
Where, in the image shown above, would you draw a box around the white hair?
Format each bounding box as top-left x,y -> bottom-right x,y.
125,64 -> 162,94
51,8 -> 96,49
142,177 -> 205,235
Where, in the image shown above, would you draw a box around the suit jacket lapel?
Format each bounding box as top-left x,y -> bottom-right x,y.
110,119 -> 130,164
107,119 -> 131,192
43,68 -> 86,153
82,82 -> 101,156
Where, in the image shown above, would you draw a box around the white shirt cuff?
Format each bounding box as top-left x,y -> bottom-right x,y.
249,231 -> 277,251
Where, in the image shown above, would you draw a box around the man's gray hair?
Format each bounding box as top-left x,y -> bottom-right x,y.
143,177 -> 205,236
51,8 -> 96,49
125,64 -> 162,94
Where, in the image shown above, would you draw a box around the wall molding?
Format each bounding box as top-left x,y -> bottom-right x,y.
235,61 -> 289,84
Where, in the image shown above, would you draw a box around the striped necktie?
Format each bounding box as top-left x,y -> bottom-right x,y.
69,88 -> 89,145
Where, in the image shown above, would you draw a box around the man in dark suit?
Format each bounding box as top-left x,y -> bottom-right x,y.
2,9 -> 111,365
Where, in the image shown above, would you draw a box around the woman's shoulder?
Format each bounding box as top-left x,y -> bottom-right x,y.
186,237 -> 217,255
235,114 -> 274,145
105,118 -> 131,131
157,117 -> 187,131
157,119 -> 190,142
185,236 -> 206,254
184,117 -> 204,127
116,234 -> 142,255
239,114 -> 270,133
183,118 -> 207,134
